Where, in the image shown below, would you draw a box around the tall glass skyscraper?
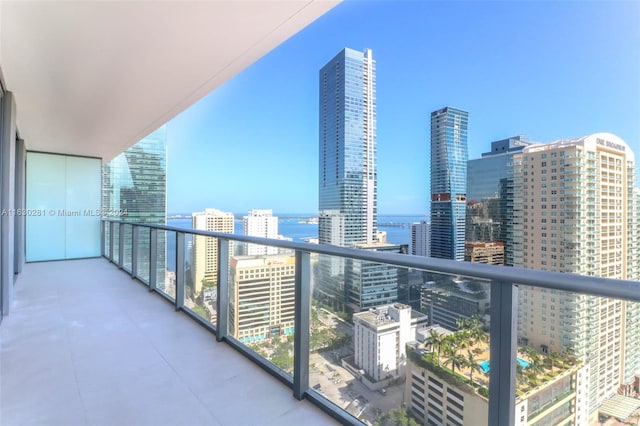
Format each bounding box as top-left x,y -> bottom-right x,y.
102,125 -> 167,285
102,126 -> 167,225
430,107 -> 468,261
319,47 -> 377,247
317,48 -> 397,313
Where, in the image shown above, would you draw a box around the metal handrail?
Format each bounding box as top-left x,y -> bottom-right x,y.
102,219 -> 640,302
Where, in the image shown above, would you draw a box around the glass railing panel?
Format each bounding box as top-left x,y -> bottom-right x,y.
515,286 -> 633,426
183,233 -> 216,327
122,223 -> 133,273
307,253 -> 490,425
135,226 -> 150,284
158,229 -> 175,300
112,222 -> 120,265
227,240 -> 295,377
103,221 -> 111,259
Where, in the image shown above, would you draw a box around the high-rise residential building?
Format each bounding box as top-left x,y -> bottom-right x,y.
318,47 -> 376,248
242,209 -> 278,255
353,304 -> 428,386
191,208 -> 234,295
430,107 -> 468,261
512,133 -> 640,417
229,254 -> 296,344
316,47 -> 397,313
411,221 -> 430,257
102,125 -> 167,285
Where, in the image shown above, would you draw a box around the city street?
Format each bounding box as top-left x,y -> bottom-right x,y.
309,351 -> 404,424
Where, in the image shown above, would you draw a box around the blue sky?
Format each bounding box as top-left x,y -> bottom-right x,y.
166,1 -> 640,215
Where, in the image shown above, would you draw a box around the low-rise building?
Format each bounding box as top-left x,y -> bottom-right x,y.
465,241 -> 505,265
229,254 -> 296,344
353,304 -> 428,383
405,331 -> 590,425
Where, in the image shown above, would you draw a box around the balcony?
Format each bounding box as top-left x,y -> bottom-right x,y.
2,220 -> 639,425
0,257 -> 335,426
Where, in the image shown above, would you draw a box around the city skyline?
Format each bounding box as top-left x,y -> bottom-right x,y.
165,1 -> 639,214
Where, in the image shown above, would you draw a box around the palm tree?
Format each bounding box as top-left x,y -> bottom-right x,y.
548,350 -> 561,370
454,330 -> 471,352
426,329 -> 445,366
447,351 -> 466,375
469,323 -> 488,348
455,317 -> 470,331
442,336 -> 464,374
464,350 -> 482,384
523,346 -> 542,367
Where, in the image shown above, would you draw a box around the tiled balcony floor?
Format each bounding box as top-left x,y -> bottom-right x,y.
1,258 -> 337,426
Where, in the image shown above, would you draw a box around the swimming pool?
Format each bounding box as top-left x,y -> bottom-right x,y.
479,358 -> 530,373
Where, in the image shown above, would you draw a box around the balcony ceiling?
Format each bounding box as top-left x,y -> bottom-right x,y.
0,1 -> 338,161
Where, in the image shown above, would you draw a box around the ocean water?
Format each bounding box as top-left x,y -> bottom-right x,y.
165,214 -> 426,271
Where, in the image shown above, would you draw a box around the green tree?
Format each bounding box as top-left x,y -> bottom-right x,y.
548,350 -> 561,370
374,408 -> 419,426
426,329 -> 445,366
442,338 -> 465,375
464,350 -> 482,384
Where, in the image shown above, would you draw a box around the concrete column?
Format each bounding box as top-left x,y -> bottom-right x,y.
1,92 -> 16,316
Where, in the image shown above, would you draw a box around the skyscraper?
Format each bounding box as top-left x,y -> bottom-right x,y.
191,208 -> 234,295
512,133 -> 640,418
242,209 -> 279,255
467,136 -> 530,202
102,125 -> 167,286
317,48 -> 397,313
430,107 -> 468,260
319,47 -> 377,247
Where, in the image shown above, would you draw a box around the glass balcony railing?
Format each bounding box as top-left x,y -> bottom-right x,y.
101,219 -> 640,426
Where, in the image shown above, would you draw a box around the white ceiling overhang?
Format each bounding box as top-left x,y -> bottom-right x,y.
0,1 -> 339,161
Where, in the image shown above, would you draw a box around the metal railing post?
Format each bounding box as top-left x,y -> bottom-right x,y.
118,222 -> 125,269
131,225 -> 139,279
293,250 -> 311,400
175,232 -> 185,311
216,238 -> 230,341
149,228 -> 158,292
488,281 -> 518,426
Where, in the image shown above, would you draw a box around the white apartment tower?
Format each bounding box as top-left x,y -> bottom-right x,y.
191,208 -> 234,295
512,133 -> 640,416
242,209 -> 278,255
411,221 -> 430,257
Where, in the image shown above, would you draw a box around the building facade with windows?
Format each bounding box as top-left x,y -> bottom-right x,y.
102,125 -> 167,286
512,133 -> 640,416
411,221 -> 430,257
191,208 -> 235,295
229,254 -> 296,344
318,47 -> 377,248
353,304 -> 428,383
406,349 -> 589,426
242,209 -> 279,255
316,48 -> 397,312
430,107 -> 468,261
